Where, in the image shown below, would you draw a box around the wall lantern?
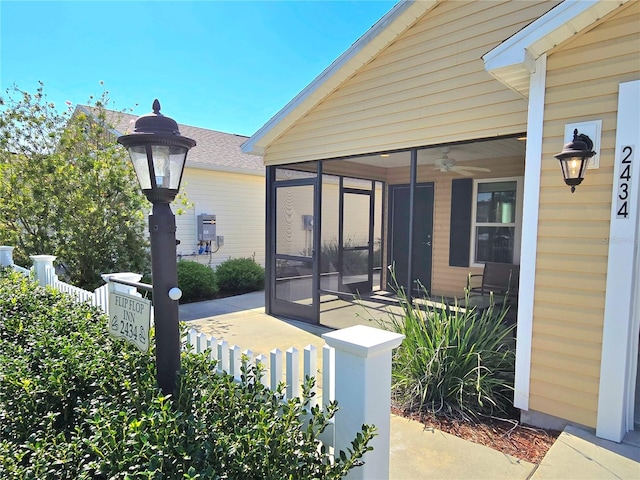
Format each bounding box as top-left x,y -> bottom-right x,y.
554,128 -> 596,193
117,100 -> 196,395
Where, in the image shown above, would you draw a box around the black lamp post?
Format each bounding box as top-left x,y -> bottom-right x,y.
554,128 -> 596,193
117,100 -> 196,395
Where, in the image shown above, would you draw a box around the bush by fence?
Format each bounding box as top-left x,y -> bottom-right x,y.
1,246 -> 404,479
0,269 -> 375,479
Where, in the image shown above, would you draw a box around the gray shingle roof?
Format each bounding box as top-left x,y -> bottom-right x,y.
78,106 -> 265,176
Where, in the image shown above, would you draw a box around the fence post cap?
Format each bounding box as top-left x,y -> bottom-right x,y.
323,325 -> 404,358
29,254 -> 57,261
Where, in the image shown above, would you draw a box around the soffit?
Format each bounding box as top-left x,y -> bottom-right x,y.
483,0 -> 631,97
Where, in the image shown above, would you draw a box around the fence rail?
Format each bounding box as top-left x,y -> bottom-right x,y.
0,245 -> 402,479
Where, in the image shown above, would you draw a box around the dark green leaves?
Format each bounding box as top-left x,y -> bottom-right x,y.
0,270 -> 373,478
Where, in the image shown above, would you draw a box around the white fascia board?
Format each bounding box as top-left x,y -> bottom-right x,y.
242,0 -> 437,155
483,0 -> 628,96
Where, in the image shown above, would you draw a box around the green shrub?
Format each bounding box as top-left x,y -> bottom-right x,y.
375,271 -> 516,420
177,260 -> 218,303
216,257 -> 265,294
0,268 -> 374,478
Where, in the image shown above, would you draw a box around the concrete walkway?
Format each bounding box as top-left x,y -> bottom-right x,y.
180,291 -> 640,480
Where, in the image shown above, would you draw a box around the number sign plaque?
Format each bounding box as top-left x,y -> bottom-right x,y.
108,291 -> 151,353
616,146 -> 634,219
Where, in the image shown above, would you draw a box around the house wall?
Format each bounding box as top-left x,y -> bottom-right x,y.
175,168 -> 266,268
263,0 -> 559,166
385,155 -> 524,297
531,1 -> 640,428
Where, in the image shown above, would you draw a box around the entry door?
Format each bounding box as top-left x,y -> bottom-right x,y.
388,183 -> 434,295
270,176 -> 318,323
338,181 -> 374,294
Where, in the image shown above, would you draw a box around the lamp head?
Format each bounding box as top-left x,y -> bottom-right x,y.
118,100 -> 196,203
554,129 -> 596,193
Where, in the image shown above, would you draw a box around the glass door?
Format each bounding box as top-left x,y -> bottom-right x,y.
269,168 -> 318,323
338,179 -> 374,294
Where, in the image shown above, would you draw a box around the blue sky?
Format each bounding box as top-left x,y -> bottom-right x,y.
1,1 -> 397,137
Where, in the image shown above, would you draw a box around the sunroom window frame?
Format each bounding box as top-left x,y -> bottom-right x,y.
469,176 -> 524,267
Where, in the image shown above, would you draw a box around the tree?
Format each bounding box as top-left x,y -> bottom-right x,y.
0,82 -> 150,290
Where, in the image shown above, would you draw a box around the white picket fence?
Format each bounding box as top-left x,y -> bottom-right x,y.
186,328 -> 333,407
0,245 -> 404,480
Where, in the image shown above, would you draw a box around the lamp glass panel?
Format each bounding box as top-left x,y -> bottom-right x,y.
560,156 -> 588,182
567,157 -> 582,179
128,145 -> 152,190
168,146 -> 188,190
150,145 -> 188,190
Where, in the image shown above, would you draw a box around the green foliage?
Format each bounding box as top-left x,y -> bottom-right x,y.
375,271 -> 516,420
177,260 -> 218,303
0,268 -> 374,478
216,257 -> 265,294
0,82 -> 149,290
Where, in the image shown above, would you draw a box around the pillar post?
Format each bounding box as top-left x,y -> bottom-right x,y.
0,246 -> 15,267
323,325 -> 404,480
30,255 -> 57,287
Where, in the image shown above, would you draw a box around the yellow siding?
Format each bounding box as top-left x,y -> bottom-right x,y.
531,1 -> 640,427
175,169 -> 266,268
264,0 -> 559,166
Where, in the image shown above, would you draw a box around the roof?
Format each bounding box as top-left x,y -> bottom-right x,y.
77,105 -> 265,176
483,0 -> 631,96
241,0 -> 438,156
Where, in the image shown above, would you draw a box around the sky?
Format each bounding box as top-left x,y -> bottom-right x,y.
0,1 -> 398,137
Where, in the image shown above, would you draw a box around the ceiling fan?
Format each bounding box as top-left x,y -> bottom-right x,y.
432,147 -> 491,176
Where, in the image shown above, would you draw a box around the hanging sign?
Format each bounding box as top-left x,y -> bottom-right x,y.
108,291 -> 151,353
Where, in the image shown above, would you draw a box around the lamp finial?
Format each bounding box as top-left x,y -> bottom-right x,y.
152,99 -> 161,115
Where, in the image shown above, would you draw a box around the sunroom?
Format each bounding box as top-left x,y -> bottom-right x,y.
242,0 -> 554,326
261,138 -> 524,327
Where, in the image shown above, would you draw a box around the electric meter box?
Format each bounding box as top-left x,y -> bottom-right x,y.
197,214 -> 217,241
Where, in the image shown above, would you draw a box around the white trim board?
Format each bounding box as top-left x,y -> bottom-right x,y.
597,79 -> 640,442
513,54 -> 547,412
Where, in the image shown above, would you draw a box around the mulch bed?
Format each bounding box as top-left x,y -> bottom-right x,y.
391,406 -> 561,464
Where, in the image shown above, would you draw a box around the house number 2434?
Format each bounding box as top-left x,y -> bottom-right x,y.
617,146 -> 634,219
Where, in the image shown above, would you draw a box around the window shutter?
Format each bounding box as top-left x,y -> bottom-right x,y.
449,178 -> 473,267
